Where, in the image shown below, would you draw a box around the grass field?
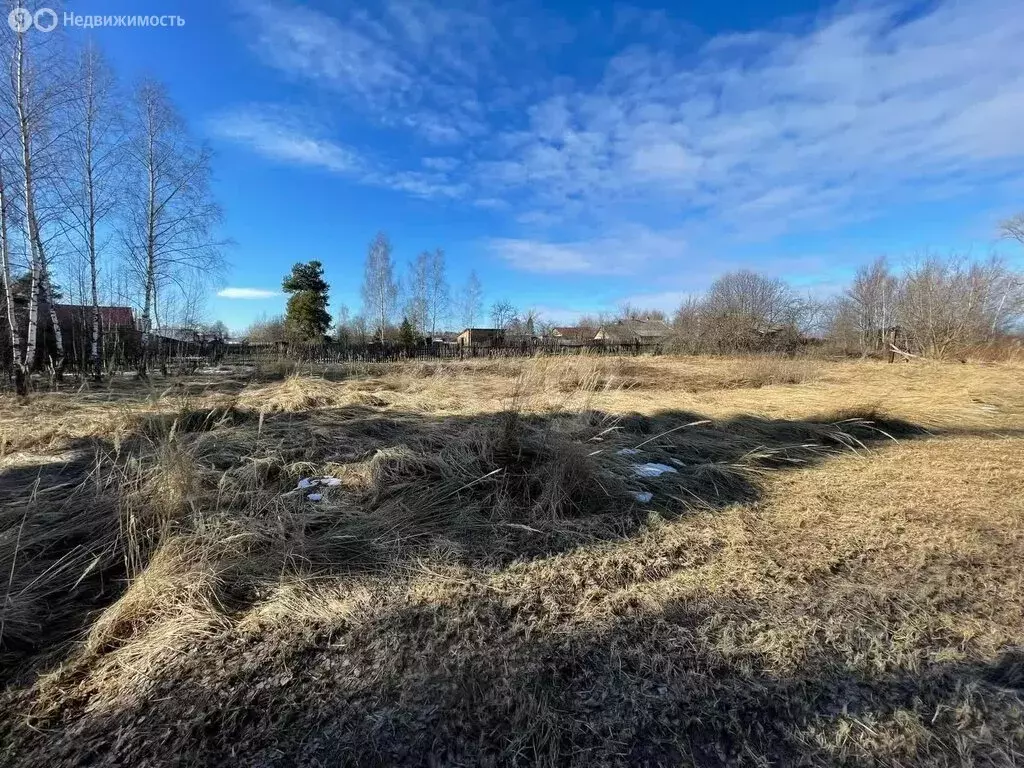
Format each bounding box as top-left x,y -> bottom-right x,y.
1,355 -> 1023,766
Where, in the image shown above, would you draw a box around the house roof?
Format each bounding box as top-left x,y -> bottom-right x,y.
553,326 -> 597,337
459,327 -> 502,335
53,304 -> 135,327
599,318 -> 672,341
633,321 -> 672,338
598,319 -> 675,342
153,326 -> 201,342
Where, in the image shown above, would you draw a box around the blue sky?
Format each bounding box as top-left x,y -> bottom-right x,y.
80,0 -> 1024,331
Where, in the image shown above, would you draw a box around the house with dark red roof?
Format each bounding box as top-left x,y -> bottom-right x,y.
53,305 -> 136,331
50,304 -> 138,364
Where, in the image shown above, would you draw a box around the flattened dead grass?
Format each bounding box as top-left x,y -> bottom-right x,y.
1,356 -> 1022,766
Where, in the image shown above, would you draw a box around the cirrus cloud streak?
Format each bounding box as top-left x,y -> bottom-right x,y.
218,287 -> 280,300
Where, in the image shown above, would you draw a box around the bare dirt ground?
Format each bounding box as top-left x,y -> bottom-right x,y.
1,356 -> 1022,767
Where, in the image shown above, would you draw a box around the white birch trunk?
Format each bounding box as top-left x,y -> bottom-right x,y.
138,105 -> 158,376
39,249 -> 64,375
0,165 -> 26,394
12,28 -> 63,377
24,249 -> 39,372
15,29 -> 39,375
86,85 -> 101,379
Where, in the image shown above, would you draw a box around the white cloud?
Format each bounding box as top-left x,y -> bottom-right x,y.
488,228 -> 687,275
239,0 -> 494,143
615,291 -> 699,313
481,0 -> 1024,241
222,0 -> 1024,274
421,156 -> 461,172
210,107 -> 465,199
218,287 -> 280,300
209,107 -> 361,174
372,170 -> 469,199
244,1 -> 410,106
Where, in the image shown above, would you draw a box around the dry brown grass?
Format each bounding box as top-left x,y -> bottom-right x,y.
1,355 -> 1022,766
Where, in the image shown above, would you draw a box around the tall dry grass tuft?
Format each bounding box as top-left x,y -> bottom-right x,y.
237,374 -> 347,412
724,355 -> 823,388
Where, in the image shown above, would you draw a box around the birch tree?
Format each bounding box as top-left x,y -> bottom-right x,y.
460,269 -> 482,329
403,248 -> 450,337
1,10 -> 67,379
425,248 -> 449,337
845,258 -> 899,354
404,251 -> 429,333
0,159 -> 25,394
361,231 -> 397,343
58,43 -> 122,380
122,79 -> 223,376
899,256 -> 1024,356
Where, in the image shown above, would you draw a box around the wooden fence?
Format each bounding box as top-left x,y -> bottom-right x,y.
218,339 -> 663,366
1,332 -> 667,378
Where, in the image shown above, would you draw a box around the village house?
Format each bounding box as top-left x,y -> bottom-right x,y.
549,326 -> 598,344
594,318 -> 673,345
457,328 -> 504,347
52,304 -> 136,338
50,304 -> 136,360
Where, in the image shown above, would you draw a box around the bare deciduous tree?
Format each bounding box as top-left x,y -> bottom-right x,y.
507,307 -> 540,340
404,251 -> 429,334
334,303 -> 351,344
899,255 -> 1023,357
122,79 -> 223,376
671,296 -> 705,354
700,270 -> 803,352
244,313 -> 286,343
351,313 -> 369,344
844,257 -> 899,354
460,269 -> 482,329
58,43 -> 122,380
2,14 -> 68,379
1000,213 -> 1024,248
0,159 -> 25,393
361,231 -> 398,343
425,248 -> 449,337
490,299 -> 517,331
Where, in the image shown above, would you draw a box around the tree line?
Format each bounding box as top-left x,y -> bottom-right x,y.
250,232 -> 495,345
256,223 -> 1024,361
670,239 -> 1023,358
0,20 -> 223,393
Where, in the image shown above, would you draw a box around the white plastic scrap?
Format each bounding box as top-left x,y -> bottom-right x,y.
632,491 -> 654,503
617,448 -> 642,456
633,463 -> 678,478
296,476 -> 342,501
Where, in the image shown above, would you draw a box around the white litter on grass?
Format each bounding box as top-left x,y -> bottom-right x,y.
297,477 -> 342,490
633,463 -> 678,478
632,491 -> 654,503
617,448 -> 642,456
296,477 -> 343,502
